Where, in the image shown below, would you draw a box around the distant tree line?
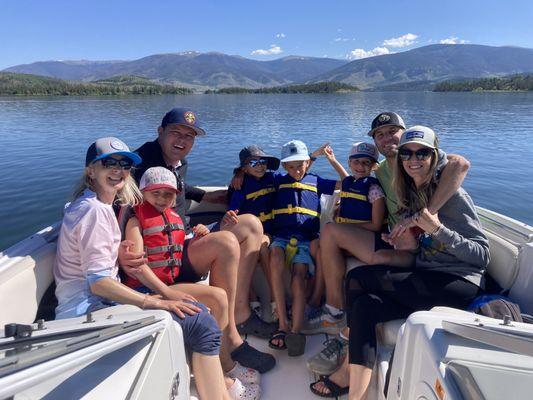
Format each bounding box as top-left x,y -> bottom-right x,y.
206,81 -> 359,94
434,74 -> 533,92
0,72 -> 193,96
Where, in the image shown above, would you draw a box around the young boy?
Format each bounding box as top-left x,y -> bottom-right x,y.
268,140 -> 347,356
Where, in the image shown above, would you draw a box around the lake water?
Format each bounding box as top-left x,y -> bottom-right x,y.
1,92 -> 532,251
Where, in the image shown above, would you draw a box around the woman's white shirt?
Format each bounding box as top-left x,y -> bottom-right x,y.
54,188 -> 121,319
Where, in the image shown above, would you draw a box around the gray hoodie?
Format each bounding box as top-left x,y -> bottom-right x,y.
416,188 -> 490,287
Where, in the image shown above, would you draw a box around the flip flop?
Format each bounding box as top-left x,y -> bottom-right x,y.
285,332 -> 306,357
309,376 -> 349,398
268,330 -> 287,350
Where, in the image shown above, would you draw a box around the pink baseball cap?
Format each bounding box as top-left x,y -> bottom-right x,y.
139,167 -> 179,193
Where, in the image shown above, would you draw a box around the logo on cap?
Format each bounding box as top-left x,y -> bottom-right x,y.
378,114 -> 390,123
290,146 -> 297,154
110,140 -> 125,150
184,111 -> 196,125
358,143 -> 372,152
406,131 -> 425,140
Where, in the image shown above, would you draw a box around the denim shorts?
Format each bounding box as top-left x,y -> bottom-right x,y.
271,236 -> 315,275
134,287 -> 221,356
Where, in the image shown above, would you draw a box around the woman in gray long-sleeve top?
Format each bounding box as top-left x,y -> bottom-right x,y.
341,126 -> 490,400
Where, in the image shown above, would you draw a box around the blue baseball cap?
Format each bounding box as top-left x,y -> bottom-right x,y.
161,108 -> 206,136
280,140 -> 310,163
85,137 -> 142,166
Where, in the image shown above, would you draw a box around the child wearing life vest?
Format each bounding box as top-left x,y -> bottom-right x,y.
123,167 -> 262,400
267,140 -> 348,356
223,145 -> 280,321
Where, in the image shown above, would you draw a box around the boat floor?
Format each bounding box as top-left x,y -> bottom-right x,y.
192,332 -> 348,400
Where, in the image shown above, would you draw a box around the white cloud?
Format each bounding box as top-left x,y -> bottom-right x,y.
439,36 -> 468,44
276,33 -> 286,38
382,33 -> 418,48
334,37 -> 356,42
347,47 -> 390,60
251,44 -> 283,56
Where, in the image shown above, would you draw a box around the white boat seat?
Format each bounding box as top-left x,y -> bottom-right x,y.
484,230 -> 519,291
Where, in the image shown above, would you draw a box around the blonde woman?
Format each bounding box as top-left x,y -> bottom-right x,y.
54,137 -> 234,400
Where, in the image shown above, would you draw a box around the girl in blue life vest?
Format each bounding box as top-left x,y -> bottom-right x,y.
335,142 -> 413,266
267,140 -> 348,356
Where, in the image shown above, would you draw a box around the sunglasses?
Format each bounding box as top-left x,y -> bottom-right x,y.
248,158 -> 268,168
398,148 -> 433,161
100,157 -> 134,170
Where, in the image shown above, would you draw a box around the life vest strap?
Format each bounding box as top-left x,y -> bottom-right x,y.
339,191 -> 367,201
258,212 -> 273,222
278,182 -> 317,193
148,258 -> 182,268
146,243 -> 184,255
143,222 -> 185,236
273,205 -> 319,218
335,216 -> 371,224
246,187 -> 275,200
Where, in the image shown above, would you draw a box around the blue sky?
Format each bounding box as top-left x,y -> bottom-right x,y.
1,0 -> 532,69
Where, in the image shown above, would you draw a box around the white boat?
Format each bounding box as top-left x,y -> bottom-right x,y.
1,188 -> 532,399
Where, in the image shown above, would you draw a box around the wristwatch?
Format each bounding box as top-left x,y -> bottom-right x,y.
309,154 -> 317,161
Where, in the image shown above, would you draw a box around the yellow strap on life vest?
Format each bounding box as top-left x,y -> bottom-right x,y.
278,182 -> 318,193
339,191 -> 367,201
246,187 -> 275,201
273,204 -> 320,218
335,216 -> 371,224
258,212 -> 273,222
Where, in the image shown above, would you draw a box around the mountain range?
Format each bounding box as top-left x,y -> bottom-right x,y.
4,45 -> 533,91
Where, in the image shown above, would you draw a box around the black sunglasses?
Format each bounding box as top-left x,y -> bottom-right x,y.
248,158 -> 268,168
100,157 -> 134,170
398,148 -> 433,161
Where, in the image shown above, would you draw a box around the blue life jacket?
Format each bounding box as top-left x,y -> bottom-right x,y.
337,176 -> 380,224
273,173 -> 321,241
239,173 -> 276,234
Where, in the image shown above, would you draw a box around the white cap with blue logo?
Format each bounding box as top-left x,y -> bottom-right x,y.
280,140 -> 310,163
399,126 -> 437,149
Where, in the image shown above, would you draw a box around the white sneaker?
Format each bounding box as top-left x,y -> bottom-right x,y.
228,378 -> 261,400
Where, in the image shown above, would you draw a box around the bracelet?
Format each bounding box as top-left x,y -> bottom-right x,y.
309,154 -> 317,161
430,224 -> 442,236
141,294 -> 148,310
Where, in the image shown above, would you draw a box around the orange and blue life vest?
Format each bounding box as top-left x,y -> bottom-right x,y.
336,176 -> 380,224
229,173 -> 276,234
122,201 -> 185,289
273,173 -> 335,241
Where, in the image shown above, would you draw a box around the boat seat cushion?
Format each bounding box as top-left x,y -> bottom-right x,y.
484,230 -> 519,291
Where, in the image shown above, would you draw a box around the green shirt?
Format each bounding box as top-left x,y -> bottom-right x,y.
375,159 -> 399,227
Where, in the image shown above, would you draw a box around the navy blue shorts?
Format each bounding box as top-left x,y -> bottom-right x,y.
135,287 -> 221,356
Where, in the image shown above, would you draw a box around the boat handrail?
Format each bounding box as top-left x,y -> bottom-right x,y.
442,320 -> 533,358
477,207 -> 533,244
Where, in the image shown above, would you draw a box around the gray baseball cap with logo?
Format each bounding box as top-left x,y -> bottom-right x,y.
399,125 -> 437,149
85,137 -> 142,166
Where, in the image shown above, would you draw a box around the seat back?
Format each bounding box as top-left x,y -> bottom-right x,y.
0,242 -> 56,326
484,230 -> 520,292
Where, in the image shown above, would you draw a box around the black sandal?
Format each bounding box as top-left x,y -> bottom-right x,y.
309,376 -> 349,398
268,330 -> 287,350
